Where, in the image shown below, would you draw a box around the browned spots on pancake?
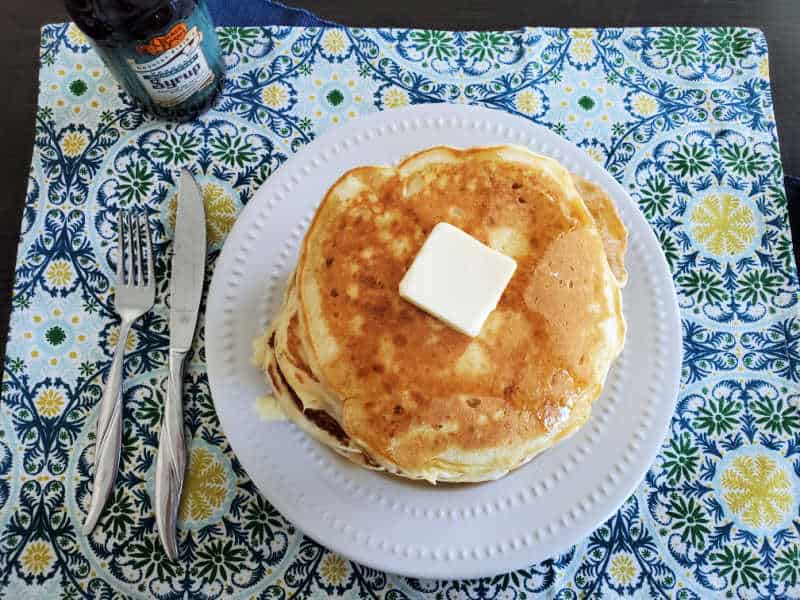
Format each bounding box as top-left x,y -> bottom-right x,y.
274,361 -> 303,412
304,409 -> 349,444
266,363 -> 282,393
286,313 -> 319,382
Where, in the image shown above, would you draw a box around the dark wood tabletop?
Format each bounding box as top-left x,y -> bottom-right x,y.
2,0 -> 799,361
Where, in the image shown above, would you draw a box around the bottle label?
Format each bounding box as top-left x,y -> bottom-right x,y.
126,22 -> 215,108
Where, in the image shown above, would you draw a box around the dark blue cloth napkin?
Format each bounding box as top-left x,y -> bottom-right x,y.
207,0 -> 800,271
207,0 -> 333,27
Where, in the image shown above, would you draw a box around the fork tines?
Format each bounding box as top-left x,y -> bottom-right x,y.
117,210 -> 154,287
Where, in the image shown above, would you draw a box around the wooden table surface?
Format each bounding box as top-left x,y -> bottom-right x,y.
2,0 -> 799,360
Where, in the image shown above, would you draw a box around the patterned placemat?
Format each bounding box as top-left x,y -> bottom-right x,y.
1,24 -> 798,599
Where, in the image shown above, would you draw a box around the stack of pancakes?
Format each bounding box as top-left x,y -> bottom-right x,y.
253,145 -> 627,483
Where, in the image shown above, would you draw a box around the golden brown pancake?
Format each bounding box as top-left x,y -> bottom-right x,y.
255,145 -> 627,483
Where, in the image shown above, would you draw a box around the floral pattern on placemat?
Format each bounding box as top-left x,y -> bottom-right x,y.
0,24 -> 797,599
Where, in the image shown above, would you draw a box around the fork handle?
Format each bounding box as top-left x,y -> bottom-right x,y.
154,348 -> 188,560
83,318 -> 132,534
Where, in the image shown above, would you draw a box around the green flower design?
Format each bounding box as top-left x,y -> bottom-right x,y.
69,79 -> 88,97
657,230 -> 679,272
708,27 -> 753,69
464,31 -> 511,62
751,397 -> 800,435
720,144 -> 767,178
128,537 -> 181,580
134,386 -> 164,427
117,161 -> 154,205
578,96 -> 595,110
209,133 -> 257,168
776,545 -> 800,587
653,27 -> 700,67
775,233 -> 794,272
409,30 -> 456,61
711,546 -> 762,588
245,495 -> 290,546
668,143 -> 712,178
638,174 -> 673,219
326,89 -> 344,107
217,27 -> 261,54
661,433 -> 699,483
152,131 -> 201,165
666,495 -> 710,549
79,361 -> 95,377
103,490 -> 135,539
694,396 -> 740,435
736,269 -> 781,305
677,270 -> 728,304
193,539 -> 248,584
44,326 -> 66,346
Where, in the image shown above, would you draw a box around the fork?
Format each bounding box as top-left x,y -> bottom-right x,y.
84,210 -> 155,534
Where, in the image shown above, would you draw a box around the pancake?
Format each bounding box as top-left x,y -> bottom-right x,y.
255,145 -> 627,483
572,176 -> 628,286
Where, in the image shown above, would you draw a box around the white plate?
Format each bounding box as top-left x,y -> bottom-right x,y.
205,104 -> 681,579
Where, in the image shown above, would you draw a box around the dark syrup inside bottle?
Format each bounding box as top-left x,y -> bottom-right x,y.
65,0 -> 225,121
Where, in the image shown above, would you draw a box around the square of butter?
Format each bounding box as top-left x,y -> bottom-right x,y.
399,222 -> 517,337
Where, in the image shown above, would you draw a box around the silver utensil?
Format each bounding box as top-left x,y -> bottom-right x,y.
84,211 -> 155,534
154,170 -> 206,560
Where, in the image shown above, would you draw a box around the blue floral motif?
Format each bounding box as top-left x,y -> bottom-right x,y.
0,23 -> 797,599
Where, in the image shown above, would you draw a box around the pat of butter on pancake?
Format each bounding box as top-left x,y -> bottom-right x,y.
399,222 -> 517,337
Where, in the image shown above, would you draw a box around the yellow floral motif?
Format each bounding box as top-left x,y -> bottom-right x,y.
179,447 -> 228,522
319,553 -> 349,585
169,183 -> 237,247
691,193 -> 756,255
571,29 -> 594,40
261,83 -> 289,109
609,554 -> 637,585
630,93 -> 658,117
322,29 -> 349,56
722,455 -> 792,528
382,87 -> 409,109
21,541 -> 54,576
569,30 -> 596,64
759,56 -> 770,79
585,146 -> 604,163
45,259 -> 75,289
107,325 -> 137,353
61,132 -> 88,158
35,388 -> 65,418
67,23 -> 88,46
515,89 -> 540,115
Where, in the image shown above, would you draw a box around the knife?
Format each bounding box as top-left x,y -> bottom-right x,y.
154,170 -> 206,560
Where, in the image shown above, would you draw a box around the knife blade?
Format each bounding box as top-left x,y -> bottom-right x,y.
154,170 -> 206,560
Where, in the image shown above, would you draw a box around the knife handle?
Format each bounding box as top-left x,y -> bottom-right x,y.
154,348 -> 188,560
83,318 -> 131,534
